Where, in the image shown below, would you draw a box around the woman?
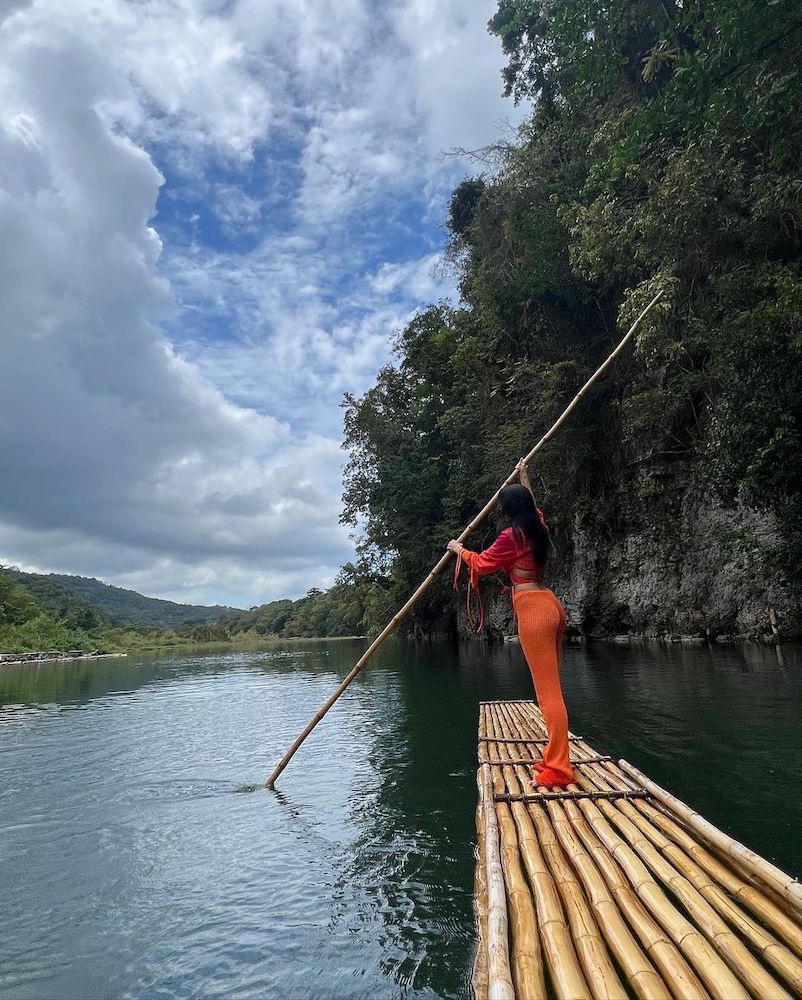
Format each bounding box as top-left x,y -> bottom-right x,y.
447,460 -> 574,789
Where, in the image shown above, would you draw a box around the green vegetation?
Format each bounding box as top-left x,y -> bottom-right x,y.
0,570 -> 98,653
30,572 -> 236,628
1,563 -> 390,654
342,0 -> 802,630
1,568 -> 239,653
221,562 -> 390,640
0,566 -> 199,653
6,570 -> 113,630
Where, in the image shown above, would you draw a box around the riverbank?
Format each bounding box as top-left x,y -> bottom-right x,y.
0,633 -> 370,664
0,650 -> 128,668
453,596 -> 798,645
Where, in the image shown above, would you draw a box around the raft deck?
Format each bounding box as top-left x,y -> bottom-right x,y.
474,700 -> 802,1000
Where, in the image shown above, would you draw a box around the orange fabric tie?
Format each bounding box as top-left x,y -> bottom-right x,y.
453,550 -> 485,633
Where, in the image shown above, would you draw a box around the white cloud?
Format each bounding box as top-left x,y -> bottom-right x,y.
0,0 -> 515,605
393,0 -> 519,153
164,240 -> 456,435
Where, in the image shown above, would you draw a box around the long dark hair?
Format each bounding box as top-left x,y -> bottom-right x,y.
497,484 -> 550,566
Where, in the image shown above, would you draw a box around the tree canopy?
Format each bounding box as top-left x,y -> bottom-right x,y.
342,0 -> 802,630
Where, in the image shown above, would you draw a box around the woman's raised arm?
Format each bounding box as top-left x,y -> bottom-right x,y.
515,457 -> 536,505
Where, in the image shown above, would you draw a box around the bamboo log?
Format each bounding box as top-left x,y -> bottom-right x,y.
619,760 -> 802,918
545,800 -> 674,1000
486,707 -> 591,1000
482,706 -> 547,1000
480,703 -> 802,1000
572,797 -> 749,998
631,795 -> 802,959
509,801 -> 592,999
623,798 -> 802,993
577,769 -> 792,998
495,790 -> 651,803
492,705 -> 628,1000
528,805 -> 628,999
481,764 -> 516,1000
474,793 -> 490,1000
576,758 -> 802,992
565,745 -> 802,995
264,292 -> 664,788
494,703 -> 712,1000
496,801 -> 547,999
474,709 -> 490,1000
522,707 -> 801,997
564,799 -> 711,1000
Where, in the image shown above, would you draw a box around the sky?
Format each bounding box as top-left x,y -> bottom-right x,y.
0,0 -> 520,608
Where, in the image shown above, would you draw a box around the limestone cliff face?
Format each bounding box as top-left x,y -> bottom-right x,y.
455,460 -> 801,642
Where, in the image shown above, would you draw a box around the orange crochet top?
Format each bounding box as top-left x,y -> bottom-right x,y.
459,527 -> 544,586
454,523 -> 546,631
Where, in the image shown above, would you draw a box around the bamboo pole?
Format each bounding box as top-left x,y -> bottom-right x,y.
264,291 -> 664,788
619,760 -> 802,918
474,708 -> 490,1000
481,763 -> 516,1000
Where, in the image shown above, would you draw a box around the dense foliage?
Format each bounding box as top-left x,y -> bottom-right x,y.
1,564 -> 389,653
221,563 -> 390,639
38,573 -> 236,628
342,0 -> 802,626
1,568 -> 101,652
7,570 -> 112,630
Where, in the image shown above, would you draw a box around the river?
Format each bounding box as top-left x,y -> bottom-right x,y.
1,638 -> 800,999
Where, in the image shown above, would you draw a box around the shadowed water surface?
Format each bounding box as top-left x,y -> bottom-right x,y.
1,638 -> 800,999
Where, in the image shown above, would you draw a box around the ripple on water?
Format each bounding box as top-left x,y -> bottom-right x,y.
1,640 -> 801,1000
120,778 -> 245,803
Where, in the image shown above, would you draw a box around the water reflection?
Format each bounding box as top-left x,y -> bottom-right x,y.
0,638 -> 800,1000
0,642 -> 359,717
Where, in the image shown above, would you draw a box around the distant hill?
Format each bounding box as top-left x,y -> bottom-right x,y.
9,570 -> 240,629
6,569 -> 113,629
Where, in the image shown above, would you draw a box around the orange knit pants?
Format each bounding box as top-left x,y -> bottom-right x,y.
512,588 -> 574,787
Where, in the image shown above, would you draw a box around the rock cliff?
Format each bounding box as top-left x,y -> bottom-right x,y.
455,460 -> 801,642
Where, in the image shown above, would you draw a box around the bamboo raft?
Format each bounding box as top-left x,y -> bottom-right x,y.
474,700 -> 802,1000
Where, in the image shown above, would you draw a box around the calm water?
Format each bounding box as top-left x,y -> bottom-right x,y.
1,638 -> 800,999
